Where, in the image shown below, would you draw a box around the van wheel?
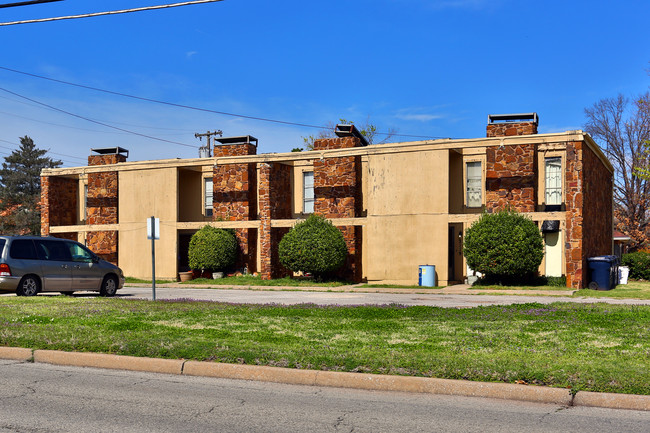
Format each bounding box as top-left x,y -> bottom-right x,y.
17,276 -> 40,297
100,276 -> 118,297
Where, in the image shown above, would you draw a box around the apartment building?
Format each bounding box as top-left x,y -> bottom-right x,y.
41,113 -> 614,288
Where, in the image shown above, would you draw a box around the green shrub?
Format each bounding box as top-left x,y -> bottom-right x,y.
188,226 -> 238,271
546,275 -> 567,287
621,251 -> 650,280
278,214 -> 347,278
463,210 -> 544,283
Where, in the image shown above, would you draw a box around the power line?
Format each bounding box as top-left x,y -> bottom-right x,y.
0,0 -> 63,9
0,66 -> 327,130
0,138 -> 86,160
0,87 -> 199,149
0,66 -> 447,139
0,0 -> 224,26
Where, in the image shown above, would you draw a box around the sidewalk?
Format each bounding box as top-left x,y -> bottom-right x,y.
126,282 -> 577,297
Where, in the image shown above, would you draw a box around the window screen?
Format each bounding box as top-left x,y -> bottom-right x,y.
466,161 -> 482,208
545,157 -> 562,205
303,171 -> 314,213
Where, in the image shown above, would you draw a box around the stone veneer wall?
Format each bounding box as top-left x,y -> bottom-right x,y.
40,176 -> 78,237
312,136 -> 363,282
565,141 -> 613,289
485,144 -> 537,213
85,154 -> 126,265
213,144 -> 257,272
258,163 -> 292,280
486,121 -> 538,137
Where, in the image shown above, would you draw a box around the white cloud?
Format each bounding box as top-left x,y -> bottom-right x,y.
395,113 -> 444,122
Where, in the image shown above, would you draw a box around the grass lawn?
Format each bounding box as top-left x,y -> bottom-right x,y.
574,280 -> 650,300
0,297 -> 648,395
125,277 -> 174,285
126,275 -> 348,287
184,276 -> 348,287
357,284 -> 442,290
469,285 -> 571,291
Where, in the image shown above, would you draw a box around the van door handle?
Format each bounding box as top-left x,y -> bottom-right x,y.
74,265 -> 81,269
60,264 -> 68,269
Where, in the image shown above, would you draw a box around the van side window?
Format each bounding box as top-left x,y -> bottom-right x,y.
66,241 -> 94,263
35,240 -> 72,262
9,240 -> 38,260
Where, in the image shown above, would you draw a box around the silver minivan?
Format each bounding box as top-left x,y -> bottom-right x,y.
0,236 -> 125,297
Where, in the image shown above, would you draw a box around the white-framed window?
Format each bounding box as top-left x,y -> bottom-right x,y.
545,157 -> 562,206
204,177 -> 213,217
83,184 -> 88,220
466,161 -> 482,208
303,171 -> 314,213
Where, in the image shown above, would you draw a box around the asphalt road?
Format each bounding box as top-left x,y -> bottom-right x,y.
111,286 -> 650,307
1,360 -> 648,433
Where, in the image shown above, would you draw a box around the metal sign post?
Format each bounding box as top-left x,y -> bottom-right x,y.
147,216 -> 160,300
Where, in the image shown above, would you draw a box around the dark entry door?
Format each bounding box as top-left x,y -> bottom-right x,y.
448,226 -> 455,282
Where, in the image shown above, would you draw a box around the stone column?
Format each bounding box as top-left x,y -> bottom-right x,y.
312,136 -> 363,282
485,144 -> 537,213
86,154 -> 126,265
40,176 -> 79,239
213,143 -> 257,272
258,162 -> 292,280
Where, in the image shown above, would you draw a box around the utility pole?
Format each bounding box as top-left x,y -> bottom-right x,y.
195,130 -> 223,157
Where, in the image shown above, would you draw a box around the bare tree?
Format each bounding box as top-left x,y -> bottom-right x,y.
584,93 -> 650,250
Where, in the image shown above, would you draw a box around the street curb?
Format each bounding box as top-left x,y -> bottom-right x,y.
33,350 -> 184,375
2,348 -> 648,411
183,361 -> 572,405
0,346 -> 32,361
574,390 -> 650,411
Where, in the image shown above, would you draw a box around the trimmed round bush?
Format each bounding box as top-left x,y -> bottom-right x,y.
621,251 -> 650,280
188,225 -> 238,271
278,214 -> 347,277
463,210 -> 543,282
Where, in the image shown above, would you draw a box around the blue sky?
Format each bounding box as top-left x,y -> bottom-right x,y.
1,0 -> 649,166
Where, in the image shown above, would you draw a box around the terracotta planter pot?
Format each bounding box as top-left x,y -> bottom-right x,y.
178,271 -> 193,282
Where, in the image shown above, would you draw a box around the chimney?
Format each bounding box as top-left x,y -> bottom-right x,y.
213,135 -> 258,157
88,147 -> 129,166
487,113 -> 538,137
312,124 -> 369,150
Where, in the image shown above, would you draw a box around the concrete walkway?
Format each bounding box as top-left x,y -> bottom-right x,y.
117,283 -> 650,307
128,282 -> 577,297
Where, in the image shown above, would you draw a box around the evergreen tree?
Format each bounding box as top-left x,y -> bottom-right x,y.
0,136 -> 62,235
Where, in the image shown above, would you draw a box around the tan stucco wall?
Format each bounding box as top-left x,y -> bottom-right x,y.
178,168 -> 205,222
118,168 -> 179,280
363,150 -> 450,285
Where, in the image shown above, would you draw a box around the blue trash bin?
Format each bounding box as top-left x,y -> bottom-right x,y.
418,265 -> 436,287
587,256 -> 618,290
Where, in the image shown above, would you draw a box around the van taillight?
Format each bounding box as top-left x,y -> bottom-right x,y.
0,263 -> 11,276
